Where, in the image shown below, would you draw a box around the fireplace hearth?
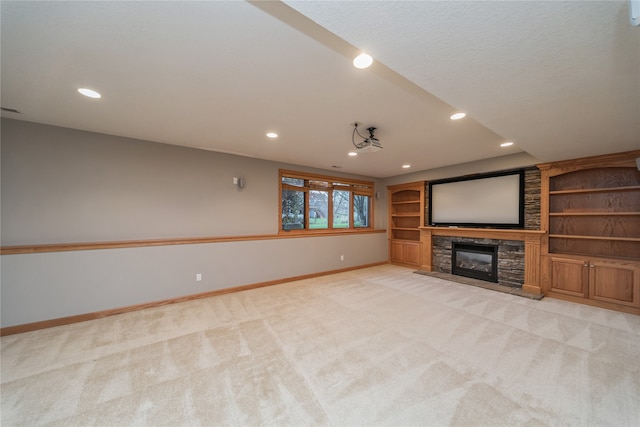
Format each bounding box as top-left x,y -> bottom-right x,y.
421,227 -> 543,292
452,242 -> 498,283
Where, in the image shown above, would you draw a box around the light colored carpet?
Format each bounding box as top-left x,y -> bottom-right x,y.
1,264 -> 639,426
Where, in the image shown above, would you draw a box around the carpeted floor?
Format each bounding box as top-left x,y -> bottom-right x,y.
413,270 -> 544,300
2,264 -> 639,426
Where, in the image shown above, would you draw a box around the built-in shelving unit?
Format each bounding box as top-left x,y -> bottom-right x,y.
538,150 -> 640,314
388,182 -> 424,267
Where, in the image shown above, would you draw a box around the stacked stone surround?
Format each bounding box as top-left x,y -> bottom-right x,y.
425,167 -> 540,288
432,236 -> 525,287
523,168 -> 541,230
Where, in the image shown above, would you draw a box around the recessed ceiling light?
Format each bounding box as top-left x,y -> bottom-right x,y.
266,132 -> 278,138
77,88 -> 101,99
402,164 -> 411,169
348,151 -> 358,157
353,53 -> 373,69
450,112 -> 466,120
500,141 -> 514,147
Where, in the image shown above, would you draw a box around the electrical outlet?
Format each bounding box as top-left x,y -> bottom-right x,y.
196,273 -> 202,282
340,255 -> 344,261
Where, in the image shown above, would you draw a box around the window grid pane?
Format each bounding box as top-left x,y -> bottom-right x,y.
354,194 -> 370,228
333,190 -> 350,228
280,170 -> 374,233
282,189 -> 305,230
282,177 -> 305,187
309,190 -> 329,229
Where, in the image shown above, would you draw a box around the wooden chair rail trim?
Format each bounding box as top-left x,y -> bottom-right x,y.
1,229 -> 386,255
0,261 -> 388,336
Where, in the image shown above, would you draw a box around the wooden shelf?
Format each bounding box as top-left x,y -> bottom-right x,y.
538,150 -> 640,314
549,234 -> 640,242
550,212 -> 640,216
391,200 -> 421,205
549,185 -> 640,195
388,182 -> 425,266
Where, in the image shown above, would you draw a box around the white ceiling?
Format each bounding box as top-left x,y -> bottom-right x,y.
1,1 -> 638,178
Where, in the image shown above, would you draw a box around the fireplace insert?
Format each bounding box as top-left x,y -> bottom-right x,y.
452,242 -> 498,283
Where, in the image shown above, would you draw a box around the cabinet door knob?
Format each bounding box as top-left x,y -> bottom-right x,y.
590,264 -> 594,268
583,262 -> 589,267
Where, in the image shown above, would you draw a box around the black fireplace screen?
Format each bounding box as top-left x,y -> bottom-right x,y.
452,242 -> 498,283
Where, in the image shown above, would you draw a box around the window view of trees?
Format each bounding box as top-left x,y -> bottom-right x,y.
281,177 -> 306,230
354,194 -> 370,228
333,189 -> 350,228
282,189 -> 305,230
309,190 -> 328,229
280,170 -> 374,233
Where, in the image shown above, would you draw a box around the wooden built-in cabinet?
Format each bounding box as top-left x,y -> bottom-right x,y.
539,150 -> 640,314
388,182 -> 425,267
549,257 -> 640,307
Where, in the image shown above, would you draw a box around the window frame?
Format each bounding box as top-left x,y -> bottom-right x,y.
279,169 -> 375,234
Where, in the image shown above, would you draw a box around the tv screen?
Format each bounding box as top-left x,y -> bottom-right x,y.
428,170 -> 524,228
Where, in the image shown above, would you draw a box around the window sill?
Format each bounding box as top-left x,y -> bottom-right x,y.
278,228 -> 385,237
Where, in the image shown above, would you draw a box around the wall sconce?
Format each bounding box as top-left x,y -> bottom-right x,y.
233,177 -> 245,189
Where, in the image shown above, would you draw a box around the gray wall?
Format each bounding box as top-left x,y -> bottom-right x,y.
0,119 -> 386,245
0,119 -> 387,327
1,234 -> 387,326
383,151 -> 539,188
0,118 -> 540,328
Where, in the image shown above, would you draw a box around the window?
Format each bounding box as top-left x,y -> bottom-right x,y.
280,170 -> 374,233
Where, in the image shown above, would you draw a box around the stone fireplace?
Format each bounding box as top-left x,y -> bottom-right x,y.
452,242 -> 498,283
419,227 -> 545,294
433,236 -> 524,287
417,169 -> 544,294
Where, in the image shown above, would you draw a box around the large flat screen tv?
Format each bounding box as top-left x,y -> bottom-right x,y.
428,169 -> 525,228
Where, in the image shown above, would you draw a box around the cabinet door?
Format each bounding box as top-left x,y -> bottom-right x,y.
403,242 -> 421,265
390,240 -> 404,263
589,261 -> 640,307
550,257 -> 588,297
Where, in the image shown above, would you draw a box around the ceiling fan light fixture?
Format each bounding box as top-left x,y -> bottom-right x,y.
353,53 -> 373,69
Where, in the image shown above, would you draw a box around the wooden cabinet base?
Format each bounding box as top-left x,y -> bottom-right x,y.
543,254 -> 640,314
549,257 -> 589,297
390,240 -> 421,267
